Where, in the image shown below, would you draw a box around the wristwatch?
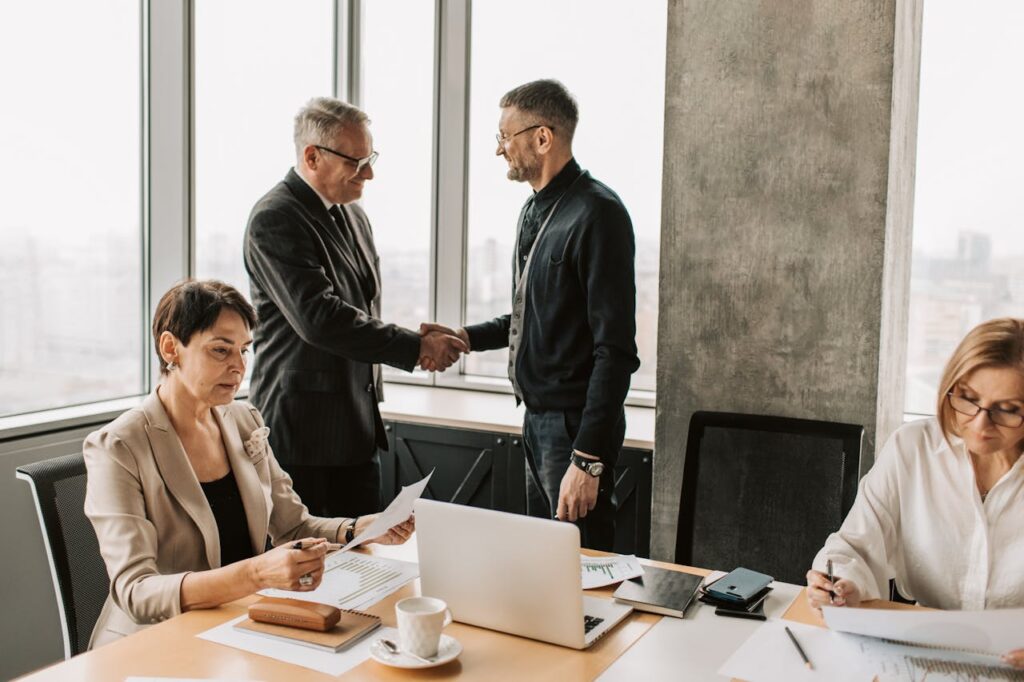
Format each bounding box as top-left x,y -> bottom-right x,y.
344,517 -> 360,544
570,452 -> 605,477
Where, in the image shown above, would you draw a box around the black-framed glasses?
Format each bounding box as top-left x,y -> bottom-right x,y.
947,392 -> 1024,428
314,145 -> 379,173
495,124 -> 554,146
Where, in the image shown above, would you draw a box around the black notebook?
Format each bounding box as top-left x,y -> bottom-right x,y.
613,566 -> 704,618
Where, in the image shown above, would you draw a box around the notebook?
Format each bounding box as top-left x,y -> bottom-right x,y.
613,565 -> 704,618
235,608 -> 381,653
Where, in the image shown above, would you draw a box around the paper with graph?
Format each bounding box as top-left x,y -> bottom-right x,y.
260,551 -> 419,610
580,554 -> 644,589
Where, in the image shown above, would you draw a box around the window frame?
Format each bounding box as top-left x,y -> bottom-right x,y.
0,0 -> 657,434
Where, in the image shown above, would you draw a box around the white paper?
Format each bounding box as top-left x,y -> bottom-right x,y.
341,472 -> 432,551
260,552 -> 418,610
580,554 -> 644,589
198,615 -> 395,676
823,606 -> 1024,656
599,581 -> 803,681
841,632 -> 1022,682
124,675 -> 264,679
718,619 -> 873,682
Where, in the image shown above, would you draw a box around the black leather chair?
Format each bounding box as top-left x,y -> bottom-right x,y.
675,411 -> 863,585
17,453 -> 109,657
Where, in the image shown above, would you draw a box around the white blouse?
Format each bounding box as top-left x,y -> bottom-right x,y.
813,418 -> 1024,610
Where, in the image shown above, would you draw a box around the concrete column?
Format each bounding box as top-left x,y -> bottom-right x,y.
652,0 -> 922,560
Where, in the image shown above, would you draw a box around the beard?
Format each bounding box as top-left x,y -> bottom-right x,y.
505,151 -> 541,183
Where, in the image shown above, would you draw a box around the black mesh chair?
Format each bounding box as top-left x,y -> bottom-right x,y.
675,411 -> 863,585
17,453 -> 109,657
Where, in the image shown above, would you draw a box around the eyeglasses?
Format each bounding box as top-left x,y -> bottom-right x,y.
947,392 -> 1024,428
495,124 -> 554,146
314,145 -> 379,173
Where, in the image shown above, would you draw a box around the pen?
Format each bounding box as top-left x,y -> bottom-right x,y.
291,540 -> 342,551
785,625 -> 814,671
826,559 -> 836,604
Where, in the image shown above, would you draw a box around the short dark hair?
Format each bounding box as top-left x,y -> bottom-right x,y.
152,279 -> 258,375
500,79 -> 579,141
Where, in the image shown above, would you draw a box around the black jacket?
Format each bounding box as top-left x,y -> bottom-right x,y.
244,169 -> 420,467
465,161 -> 640,462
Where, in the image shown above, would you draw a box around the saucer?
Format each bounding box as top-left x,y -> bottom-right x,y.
369,634 -> 462,669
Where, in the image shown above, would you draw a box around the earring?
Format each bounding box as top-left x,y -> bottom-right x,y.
167,360 -> 177,371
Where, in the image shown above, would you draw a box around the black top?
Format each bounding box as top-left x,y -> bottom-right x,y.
200,469 -> 254,567
465,159 -> 640,463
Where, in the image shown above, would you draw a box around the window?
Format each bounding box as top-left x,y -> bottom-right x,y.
193,0 -> 334,296
462,0 -> 666,392
0,1 -> 143,417
359,0 -> 436,369
905,3 -> 1024,415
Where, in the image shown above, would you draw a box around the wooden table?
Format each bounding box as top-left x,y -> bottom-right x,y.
15,541 -> 902,682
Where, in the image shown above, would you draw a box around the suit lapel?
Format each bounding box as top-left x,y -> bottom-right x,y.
282,169 -> 367,291
141,391 -> 220,569
215,406 -> 269,556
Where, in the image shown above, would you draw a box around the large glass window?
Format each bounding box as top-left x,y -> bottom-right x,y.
194,0 -> 334,297
360,0 -> 436,363
463,0 -> 666,392
905,3 -> 1024,415
0,1 -> 143,417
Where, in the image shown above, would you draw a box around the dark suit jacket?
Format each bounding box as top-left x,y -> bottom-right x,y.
244,169 -> 420,467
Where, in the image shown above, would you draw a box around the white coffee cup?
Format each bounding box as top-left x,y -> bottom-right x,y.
395,596 -> 453,658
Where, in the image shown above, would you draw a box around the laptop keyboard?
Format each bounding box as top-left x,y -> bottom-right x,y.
583,615 -> 605,634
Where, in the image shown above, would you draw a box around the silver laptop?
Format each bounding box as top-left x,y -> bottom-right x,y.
414,499 -> 633,649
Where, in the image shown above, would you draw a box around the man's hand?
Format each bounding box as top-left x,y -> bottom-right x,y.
556,451 -> 600,522
418,323 -> 470,372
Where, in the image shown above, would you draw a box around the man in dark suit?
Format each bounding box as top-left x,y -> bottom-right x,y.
244,97 -> 465,518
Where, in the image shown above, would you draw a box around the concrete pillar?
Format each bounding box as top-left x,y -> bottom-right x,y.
652,0 -> 922,560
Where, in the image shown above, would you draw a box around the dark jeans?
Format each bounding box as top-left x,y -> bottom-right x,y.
522,409 -> 622,551
285,454 -> 383,519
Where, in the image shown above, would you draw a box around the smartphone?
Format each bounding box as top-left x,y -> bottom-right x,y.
704,567 -> 773,604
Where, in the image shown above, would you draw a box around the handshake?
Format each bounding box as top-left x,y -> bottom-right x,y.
417,323 -> 471,372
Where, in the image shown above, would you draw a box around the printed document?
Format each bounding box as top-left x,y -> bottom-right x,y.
341,471 -> 432,551
580,554 -> 644,589
823,606 -> 1024,656
261,551 -> 418,611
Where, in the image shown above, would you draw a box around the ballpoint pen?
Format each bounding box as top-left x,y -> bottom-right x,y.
291,539 -> 342,551
826,558 -> 836,604
785,625 -> 814,671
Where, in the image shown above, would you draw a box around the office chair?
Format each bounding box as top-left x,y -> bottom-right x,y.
17,453 -> 109,658
675,411 -> 863,585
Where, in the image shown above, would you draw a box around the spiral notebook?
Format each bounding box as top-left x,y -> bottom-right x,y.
235,608 -> 381,653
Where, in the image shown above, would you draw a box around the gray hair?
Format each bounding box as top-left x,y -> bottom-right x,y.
500,79 -> 579,141
293,97 -> 370,155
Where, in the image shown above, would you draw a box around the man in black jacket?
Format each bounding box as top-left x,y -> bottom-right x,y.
426,80 -> 639,550
245,97 -> 465,518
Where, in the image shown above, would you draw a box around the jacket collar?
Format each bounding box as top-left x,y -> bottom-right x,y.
140,389 -> 268,565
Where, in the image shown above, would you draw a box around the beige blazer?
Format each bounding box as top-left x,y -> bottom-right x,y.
83,390 -> 345,648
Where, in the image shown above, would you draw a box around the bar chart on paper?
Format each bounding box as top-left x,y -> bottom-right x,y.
580,554 -> 644,589
261,552 -> 419,611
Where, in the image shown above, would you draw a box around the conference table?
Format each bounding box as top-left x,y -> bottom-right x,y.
16,538 -> 909,682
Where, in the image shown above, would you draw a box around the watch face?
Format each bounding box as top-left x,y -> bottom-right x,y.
588,462 -> 605,476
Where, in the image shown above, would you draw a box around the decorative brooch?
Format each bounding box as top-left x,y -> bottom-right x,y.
243,426 -> 271,462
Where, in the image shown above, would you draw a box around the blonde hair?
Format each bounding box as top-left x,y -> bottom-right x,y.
936,317 -> 1024,441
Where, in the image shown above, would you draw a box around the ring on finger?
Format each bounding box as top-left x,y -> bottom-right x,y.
299,573 -> 313,587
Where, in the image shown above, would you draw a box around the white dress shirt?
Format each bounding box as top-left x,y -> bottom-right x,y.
813,417 -> 1024,610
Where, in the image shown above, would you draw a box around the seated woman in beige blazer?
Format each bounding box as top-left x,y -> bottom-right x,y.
84,279 -> 414,648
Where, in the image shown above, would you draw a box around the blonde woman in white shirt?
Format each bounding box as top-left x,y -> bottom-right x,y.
806,317 -> 1024,669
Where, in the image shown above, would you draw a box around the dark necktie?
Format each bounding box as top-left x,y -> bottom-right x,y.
328,205 -> 357,254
